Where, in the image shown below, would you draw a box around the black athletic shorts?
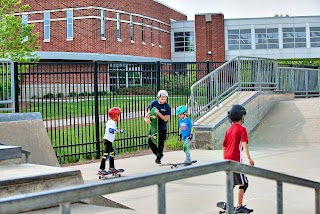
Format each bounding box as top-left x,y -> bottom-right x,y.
233,172 -> 249,186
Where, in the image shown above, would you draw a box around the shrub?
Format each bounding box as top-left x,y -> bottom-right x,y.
43,93 -> 55,99
165,135 -> 183,151
56,92 -> 64,98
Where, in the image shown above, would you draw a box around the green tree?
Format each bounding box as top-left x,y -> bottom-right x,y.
0,0 -> 39,62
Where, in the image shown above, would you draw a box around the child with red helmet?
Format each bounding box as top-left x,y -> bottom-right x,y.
221,104 -> 254,213
98,107 -> 123,174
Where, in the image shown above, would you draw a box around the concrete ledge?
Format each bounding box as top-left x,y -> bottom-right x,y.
194,91 -> 295,149
0,164 -> 83,198
0,112 -> 42,122
0,113 -> 59,167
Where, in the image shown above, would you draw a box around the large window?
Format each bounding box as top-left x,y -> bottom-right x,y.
141,18 -> 145,43
255,28 -> 279,49
44,12 -> 50,41
22,14 -> 28,42
158,22 -> 161,46
283,27 -> 306,48
130,14 -> 134,41
174,31 -> 195,52
151,20 -> 154,45
116,13 -> 121,41
66,10 -> 73,39
310,27 -> 320,47
228,29 -> 251,50
100,10 -> 106,39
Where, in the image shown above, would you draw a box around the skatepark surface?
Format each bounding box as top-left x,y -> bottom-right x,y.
29,98 -> 320,214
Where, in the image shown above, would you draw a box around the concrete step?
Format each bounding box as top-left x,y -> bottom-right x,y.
0,164 -> 83,198
0,145 -> 22,165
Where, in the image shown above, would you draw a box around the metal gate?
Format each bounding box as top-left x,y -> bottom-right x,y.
0,59 -> 15,112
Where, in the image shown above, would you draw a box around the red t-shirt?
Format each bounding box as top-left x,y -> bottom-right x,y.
222,123 -> 248,163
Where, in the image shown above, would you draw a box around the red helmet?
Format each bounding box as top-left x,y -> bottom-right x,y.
108,107 -> 121,121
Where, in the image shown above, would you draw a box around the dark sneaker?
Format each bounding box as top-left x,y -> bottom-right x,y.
235,205 -> 253,213
155,158 -> 161,165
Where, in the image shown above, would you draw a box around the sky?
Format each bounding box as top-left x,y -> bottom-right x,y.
157,0 -> 320,20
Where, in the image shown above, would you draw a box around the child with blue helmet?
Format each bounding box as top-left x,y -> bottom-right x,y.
176,105 -> 193,163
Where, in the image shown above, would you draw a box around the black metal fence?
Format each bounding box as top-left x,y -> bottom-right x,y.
14,61 -> 223,163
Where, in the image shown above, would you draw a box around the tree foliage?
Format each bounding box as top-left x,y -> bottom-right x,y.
0,0 -> 39,62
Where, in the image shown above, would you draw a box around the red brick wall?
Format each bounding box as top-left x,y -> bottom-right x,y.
195,14 -> 225,62
22,0 -> 187,60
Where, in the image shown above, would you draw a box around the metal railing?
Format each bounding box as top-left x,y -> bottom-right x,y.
0,59 -> 15,112
190,56 -> 278,121
0,160 -> 319,214
278,67 -> 320,98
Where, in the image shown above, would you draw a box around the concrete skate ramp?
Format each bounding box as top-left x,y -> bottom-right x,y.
249,98 -> 320,149
0,113 -> 59,167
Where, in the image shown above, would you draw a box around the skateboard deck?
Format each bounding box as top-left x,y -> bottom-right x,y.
161,160 -> 197,168
98,169 -> 124,179
148,107 -> 158,145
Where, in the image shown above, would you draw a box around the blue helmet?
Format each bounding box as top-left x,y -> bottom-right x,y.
176,105 -> 187,115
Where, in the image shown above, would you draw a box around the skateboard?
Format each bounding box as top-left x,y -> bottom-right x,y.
98,169 -> 124,179
217,202 -> 227,213
148,107 -> 158,145
162,160 -> 197,169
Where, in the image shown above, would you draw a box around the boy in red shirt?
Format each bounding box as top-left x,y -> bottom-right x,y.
222,104 -> 254,213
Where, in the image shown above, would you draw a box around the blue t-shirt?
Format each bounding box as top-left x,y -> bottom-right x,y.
148,100 -> 171,130
178,117 -> 193,141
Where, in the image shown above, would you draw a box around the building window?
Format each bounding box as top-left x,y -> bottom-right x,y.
66,10 -> 73,40
101,10 -> 106,39
44,12 -> 50,41
158,22 -> 161,46
310,27 -> 320,47
151,20 -> 154,45
116,13 -> 121,41
130,14 -> 134,41
228,29 -> 251,50
22,14 -> 28,42
255,28 -> 279,49
174,31 -> 195,52
283,27 -> 306,48
142,18 -> 145,43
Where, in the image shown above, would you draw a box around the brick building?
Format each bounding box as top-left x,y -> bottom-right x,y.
19,1 -> 320,62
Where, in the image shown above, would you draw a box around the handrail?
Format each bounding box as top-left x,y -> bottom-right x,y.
0,143 -> 30,163
190,56 -> 278,122
0,160 -> 319,214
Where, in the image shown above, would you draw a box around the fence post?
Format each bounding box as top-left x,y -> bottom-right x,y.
93,61 -> 100,159
206,60 -> 211,107
315,189 -> 320,214
156,61 -> 161,93
14,62 -> 19,112
237,57 -> 241,91
277,181 -> 283,214
158,183 -> 166,214
226,170 -> 234,213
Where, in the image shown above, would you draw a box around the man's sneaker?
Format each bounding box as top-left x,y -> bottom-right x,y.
235,205 -> 253,213
98,169 -> 109,175
155,158 -> 161,165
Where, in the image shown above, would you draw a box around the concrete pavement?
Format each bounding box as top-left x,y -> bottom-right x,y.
29,98 -> 320,213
